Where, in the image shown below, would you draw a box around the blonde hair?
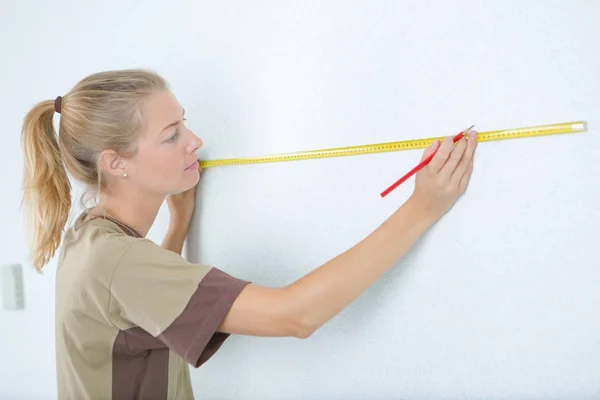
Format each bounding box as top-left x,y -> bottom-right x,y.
21,69 -> 169,272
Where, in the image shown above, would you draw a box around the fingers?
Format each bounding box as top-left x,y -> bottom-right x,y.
459,157 -> 474,193
451,130 -> 478,186
419,129 -> 478,193
439,135 -> 468,181
428,136 -> 455,171
420,139 -> 440,161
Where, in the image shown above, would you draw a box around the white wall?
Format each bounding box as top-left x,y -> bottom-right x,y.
2,1 -> 599,398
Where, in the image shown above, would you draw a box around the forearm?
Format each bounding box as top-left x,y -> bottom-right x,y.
219,133 -> 477,339
284,195 -> 436,334
161,223 -> 188,255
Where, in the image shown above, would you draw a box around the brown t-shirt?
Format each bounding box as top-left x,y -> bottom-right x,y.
54,212 -> 250,399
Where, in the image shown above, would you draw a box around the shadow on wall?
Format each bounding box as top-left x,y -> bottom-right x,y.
183,54 -> 244,266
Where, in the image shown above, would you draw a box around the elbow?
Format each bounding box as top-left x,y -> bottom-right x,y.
294,325 -> 313,339
279,287 -> 321,339
292,313 -> 320,339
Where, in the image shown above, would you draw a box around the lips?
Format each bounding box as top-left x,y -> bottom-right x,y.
185,160 -> 199,170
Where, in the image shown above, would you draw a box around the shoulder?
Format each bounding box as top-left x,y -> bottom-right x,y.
107,230 -> 251,344
58,215 -> 139,274
111,235 -> 210,279
109,237 -> 250,310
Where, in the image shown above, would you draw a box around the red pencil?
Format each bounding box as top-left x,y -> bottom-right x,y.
380,125 -> 475,198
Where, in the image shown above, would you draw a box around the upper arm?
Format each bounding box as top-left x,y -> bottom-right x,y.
109,239 -> 251,367
217,283 -> 308,338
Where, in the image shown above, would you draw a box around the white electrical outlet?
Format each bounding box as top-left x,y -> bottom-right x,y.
2,263 -> 25,310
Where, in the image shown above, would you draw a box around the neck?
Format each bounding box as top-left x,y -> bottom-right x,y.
92,190 -> 165,237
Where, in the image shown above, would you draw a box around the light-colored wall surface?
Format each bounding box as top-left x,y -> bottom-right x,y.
1,1 -> 599,398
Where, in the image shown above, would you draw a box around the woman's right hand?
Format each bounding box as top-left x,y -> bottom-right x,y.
411,129 -> 478,220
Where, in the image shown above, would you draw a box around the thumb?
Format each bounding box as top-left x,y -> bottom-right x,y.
420,139 -> 440,161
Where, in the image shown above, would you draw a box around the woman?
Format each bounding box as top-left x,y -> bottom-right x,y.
21,69 -> 478,399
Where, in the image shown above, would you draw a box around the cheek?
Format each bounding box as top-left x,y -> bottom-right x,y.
137,151 -> 178,182
152,155 -> 180,178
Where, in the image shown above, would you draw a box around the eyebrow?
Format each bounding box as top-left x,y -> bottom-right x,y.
160,108 -> 186,134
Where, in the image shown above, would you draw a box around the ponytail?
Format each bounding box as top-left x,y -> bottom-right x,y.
20,69 -> 169,272
21,100 -> 71,272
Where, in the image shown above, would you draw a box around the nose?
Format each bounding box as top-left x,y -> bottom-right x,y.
187,133 -> 203,153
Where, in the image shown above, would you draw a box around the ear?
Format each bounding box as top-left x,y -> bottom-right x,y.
98,149 -> 128,178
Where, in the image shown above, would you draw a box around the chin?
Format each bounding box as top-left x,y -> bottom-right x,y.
157,168 -> 200,195
178,172 -> 200,192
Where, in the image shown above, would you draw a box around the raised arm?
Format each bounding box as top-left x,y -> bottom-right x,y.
218,130 -> 478,338
162,174 -> 200,255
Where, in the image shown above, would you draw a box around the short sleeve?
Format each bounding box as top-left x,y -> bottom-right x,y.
108,238 -> 250,367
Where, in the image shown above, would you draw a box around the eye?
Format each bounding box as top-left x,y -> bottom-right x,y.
166,130 -> 179,143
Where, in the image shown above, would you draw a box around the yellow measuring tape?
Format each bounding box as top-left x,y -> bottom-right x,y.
198,121 -> 588,168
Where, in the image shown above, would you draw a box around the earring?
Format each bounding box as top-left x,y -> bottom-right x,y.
123,172 -> 128,178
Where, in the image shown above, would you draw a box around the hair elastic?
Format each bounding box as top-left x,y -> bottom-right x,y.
54,96 -> 62,114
